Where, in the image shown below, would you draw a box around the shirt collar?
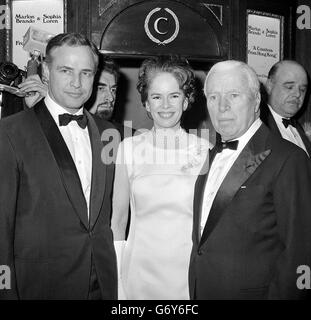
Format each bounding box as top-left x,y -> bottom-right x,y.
221,118 -> 262,153
268,104 -> 289,124
44,93 -> 84,126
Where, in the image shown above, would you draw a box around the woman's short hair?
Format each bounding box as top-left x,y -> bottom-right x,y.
45,32 -> 99,68
137,56 -> 196,108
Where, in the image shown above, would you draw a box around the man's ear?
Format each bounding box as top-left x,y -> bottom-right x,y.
254,92 -> 261,114
41,62 -> 49,84
265,78 -> 273,95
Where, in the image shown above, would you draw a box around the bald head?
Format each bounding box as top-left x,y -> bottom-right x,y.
266,60 -> 308,118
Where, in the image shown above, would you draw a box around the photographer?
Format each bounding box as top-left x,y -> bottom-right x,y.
0,62 -> 25,118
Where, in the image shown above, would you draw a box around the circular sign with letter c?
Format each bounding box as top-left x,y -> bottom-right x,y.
144,7 -> 180,45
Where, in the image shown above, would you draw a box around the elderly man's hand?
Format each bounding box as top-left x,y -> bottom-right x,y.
18,75 -> 48,108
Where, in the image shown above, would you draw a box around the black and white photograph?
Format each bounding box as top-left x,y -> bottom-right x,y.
0,0 -> 311,311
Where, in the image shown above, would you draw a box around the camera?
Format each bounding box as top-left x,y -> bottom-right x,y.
0,62 -> 26,87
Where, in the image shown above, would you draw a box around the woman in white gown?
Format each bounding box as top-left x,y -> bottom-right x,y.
112,56 -> 210,300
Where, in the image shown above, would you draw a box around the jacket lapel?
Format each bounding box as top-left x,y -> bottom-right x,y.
193,147 -> 217,245
262,104 -> 311,157
199,124 -> 271,246
33,101 -> 89,229
296,122 -> 311,157
266,109 -> 282,137
86,111 -> 107,230
260,103 -> 282,137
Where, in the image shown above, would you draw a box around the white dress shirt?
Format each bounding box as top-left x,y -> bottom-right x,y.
200,118 -> 262,235
268,105 -> 309,156
45,93 -> 92,218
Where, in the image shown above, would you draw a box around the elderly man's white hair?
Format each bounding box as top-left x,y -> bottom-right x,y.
204,60 -> 260,98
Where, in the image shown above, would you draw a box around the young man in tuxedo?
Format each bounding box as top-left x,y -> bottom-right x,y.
20,58 -> 134,140
261,60 -> 311,156
189,60 -> 311,300
0,33 -> 117,299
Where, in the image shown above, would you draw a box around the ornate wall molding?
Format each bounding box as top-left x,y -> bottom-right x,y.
201,3 -> 223,26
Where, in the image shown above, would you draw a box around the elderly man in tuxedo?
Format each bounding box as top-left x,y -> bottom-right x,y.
189,60 -> 311,300
0,33 -> 117,299
261,60 -> 311,156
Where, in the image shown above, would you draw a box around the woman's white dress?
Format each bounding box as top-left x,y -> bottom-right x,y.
116,128 -> 209,300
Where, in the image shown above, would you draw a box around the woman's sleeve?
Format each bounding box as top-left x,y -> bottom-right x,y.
111,139 -> 131,240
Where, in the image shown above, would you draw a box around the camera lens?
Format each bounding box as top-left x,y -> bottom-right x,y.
0,62 -> 20,85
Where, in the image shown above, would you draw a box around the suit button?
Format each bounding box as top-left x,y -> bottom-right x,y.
198,249 -> 203,256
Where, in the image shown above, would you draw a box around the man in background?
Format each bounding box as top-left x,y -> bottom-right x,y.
261,60 -> 311,156
87,58 -> 134,140
88,59 -> 118,120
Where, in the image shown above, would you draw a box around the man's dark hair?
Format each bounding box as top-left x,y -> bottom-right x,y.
101,58 -> 120,83
45,32 -> 99,67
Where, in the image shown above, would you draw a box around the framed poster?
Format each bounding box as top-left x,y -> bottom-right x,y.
247,10 -> 284,83
11,0 -> 66,69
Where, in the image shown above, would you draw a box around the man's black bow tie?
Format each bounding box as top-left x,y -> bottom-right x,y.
282,118 -> 297,128
215,139 -> 239,153
59,113 -> 88,129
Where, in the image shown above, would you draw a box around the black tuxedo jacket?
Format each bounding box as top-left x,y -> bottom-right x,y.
260,103 -> 311,156
189,124 -> 311,300
0,101 -> 117,299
